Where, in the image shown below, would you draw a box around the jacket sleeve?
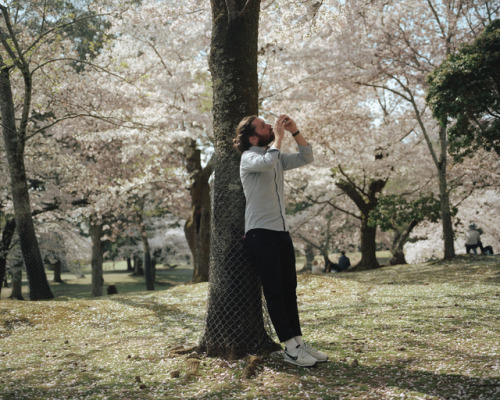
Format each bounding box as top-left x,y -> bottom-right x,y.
240,148 -> 280,172
281,144 -> 314,171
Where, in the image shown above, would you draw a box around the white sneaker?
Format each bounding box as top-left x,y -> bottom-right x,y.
284,345 -> 318,367
302,342 -> 329,362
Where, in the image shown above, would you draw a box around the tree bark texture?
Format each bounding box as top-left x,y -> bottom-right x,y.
438,127 -> 455,259
9,265 -> 24,300
389,220 -> 419,265
303,244 -> 314,272
140,222 -> 154,291
0,217 -> 16,297
336,178 -> 386,270
133,253 -> 144,275
89,221 -> 104,297
200,0 -> 279,359
51,260 -> 63,283
0,59 -> 53,300
184,139 -> 212,283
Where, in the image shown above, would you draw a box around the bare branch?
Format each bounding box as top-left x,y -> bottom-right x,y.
355,81 -> 412,103
225,0 -> 238,21
324,199 -> 360,220
239,0 -> 253,17
0,5 -> 27,68
427,0 -> 447,39
24,12 -> 113,58
338,164 -> 368,198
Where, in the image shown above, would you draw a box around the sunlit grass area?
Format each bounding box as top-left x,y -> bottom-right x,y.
0,255 -> 498,399
0,261 -> 193,300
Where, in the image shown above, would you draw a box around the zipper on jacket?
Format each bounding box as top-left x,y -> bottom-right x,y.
274,168 -> 286,231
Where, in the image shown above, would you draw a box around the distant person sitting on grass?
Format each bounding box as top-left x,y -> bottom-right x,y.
338,251 -> 351,272
324,258 -> 339,273
465,223 -> 484,254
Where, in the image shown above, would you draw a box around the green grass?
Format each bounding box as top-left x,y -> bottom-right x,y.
0,255 -> 499,399
1,261 -> 194,300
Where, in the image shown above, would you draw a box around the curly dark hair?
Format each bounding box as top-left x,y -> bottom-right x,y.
233,115 -> 258,154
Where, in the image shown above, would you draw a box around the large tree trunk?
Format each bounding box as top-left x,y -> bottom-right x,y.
336,177 -> 386,271
184,139 -> 212,283
357,219 -> 379,270
0,217 -> 16,297
200,0 -> 279,359
0,56 -> 53,300
140,222 -> 154,291
89,220 -> 104,297
389,230 -> 407,265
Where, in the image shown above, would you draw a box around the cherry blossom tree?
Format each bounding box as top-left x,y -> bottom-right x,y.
256,0 -> 499,265
184,138 -> 212,283
331,0 -> 499,259
0,0 -> 114,299
41,0 -> 212,294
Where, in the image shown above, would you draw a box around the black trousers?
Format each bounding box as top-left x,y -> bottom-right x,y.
466,241 -> 484,254
245,229 -> 302,342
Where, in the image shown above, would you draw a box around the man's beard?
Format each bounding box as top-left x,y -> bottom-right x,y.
257,131 -> 275,147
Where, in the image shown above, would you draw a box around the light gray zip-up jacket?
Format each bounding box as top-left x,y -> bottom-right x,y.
240,144 -> 314,234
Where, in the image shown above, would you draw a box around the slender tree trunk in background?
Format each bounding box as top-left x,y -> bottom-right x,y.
52,260 -> 63,283
389,220 -> 419,266
303,244 -> 314,271
133,254 -> 144,275
321,250 -> 331,265
127,257 -> 133,271
140,222 -> 154,291
9,264 -> 24,300
0,217 -> 16,297
390,230 -> 407,265
151,255 -> 156,283
201,0 -> 279,358
0,55 -> 53,300
438,126 -> 455,259
89,220 -> 103,297
184,138 -> 212,283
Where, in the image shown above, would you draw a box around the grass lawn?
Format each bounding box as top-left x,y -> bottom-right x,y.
0,255 -> 498,399
0,261 -> 194,300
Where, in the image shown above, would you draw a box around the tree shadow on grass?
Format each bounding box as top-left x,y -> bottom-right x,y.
107,292 -> 206,346
332,254 -> 500,286
262,357 -> 500,400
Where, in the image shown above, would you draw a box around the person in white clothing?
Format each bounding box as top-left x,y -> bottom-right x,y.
465,223 -> 484,254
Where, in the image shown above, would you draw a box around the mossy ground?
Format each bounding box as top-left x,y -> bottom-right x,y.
0,255 -> 498,399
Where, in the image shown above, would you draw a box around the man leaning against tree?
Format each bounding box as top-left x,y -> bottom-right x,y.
233,114 -> 328,367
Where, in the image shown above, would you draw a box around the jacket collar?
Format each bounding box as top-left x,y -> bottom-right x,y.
249,145 -> 267,154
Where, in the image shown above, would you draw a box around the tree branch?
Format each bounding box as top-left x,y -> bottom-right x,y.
24,12 -> 113,58
225,0 -> 238,21
0,5 -> 27,68
324,199 -> 360,220
355,80 -> 412,103
338,164 -> 368,198
239,0 -> 253,17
